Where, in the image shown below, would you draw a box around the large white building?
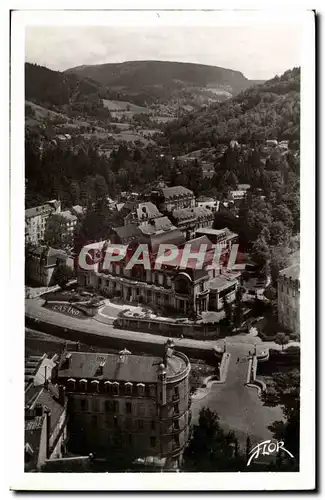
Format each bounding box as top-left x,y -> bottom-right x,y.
25,200 -> 61,245
55,342 -> 191,468
277,264 -> 300,333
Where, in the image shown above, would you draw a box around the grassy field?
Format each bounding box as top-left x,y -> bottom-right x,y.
102,99 -> 150,114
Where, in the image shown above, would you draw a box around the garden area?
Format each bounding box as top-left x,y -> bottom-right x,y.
189,359 -> 218,395
256,345 -> 300,392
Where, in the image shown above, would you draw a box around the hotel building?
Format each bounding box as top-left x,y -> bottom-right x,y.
277,264 -> 300,333
55,341 -> 191,468
25,199 -> 61,245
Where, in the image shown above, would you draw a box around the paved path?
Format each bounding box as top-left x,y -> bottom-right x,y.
191,341 -> 283,449
26,299 -> 300,354
25,299 -> 215,352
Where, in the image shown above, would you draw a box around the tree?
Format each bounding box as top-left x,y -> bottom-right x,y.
262,369 -> 300,470
274,332 -> 290,351
233,287 -> 244,328
269,221 -> 290,246
270,246 -> 290,284
75,199 -> 114,247
44,214 -> 72,249
223,296 -> 233,329
94,174 -> 108,200
182,408 -> 245,472
53,263 -> 74,288
251,235 -> 271,275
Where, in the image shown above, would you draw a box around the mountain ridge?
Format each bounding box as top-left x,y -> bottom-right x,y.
64,59 -> 260,105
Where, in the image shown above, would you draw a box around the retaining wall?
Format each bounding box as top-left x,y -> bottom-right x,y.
25,315 -> 216,363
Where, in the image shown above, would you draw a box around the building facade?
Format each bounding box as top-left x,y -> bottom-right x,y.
25,378 -> 68,472
25,199 -> 61,245
172,206 -> 214,240
60,210 -> 78,237
77,234 -> 240,317
25,245 -> 73,287
277,264 -> 300,333
55,342 -> 191,467
150,185 -> 195,213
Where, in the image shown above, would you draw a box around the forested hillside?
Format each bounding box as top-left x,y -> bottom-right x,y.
25,63 -> 110,117
164,68 -> 300,151
65,60 -> 256,106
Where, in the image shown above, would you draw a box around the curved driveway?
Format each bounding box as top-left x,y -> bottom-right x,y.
26,298 -> 291,449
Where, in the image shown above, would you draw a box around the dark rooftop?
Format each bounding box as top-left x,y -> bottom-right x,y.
58,351 -> 187,383
279,264 -> 300,281
113,224 -> 142,241
207,275 -> 239,292
162,186 -> 194,199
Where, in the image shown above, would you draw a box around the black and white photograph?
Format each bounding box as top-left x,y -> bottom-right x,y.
7,6 -> 315,492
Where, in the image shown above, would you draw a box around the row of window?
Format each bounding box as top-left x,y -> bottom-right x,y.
279,283 -> 299,296
98,269 -> 172,288
67,378 -> 156,397
76,397 -> 180,417
89,413 -> 158,431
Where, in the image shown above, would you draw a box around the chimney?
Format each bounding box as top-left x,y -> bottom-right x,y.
44,365 -> 48,389
35,403 -> 43,417
58,385 -> 66,406
63,352 -> 72,369
118,348 -> 131,364
97,360 -> 106,376
44,408 -> 51,459
163,338 -> 175,367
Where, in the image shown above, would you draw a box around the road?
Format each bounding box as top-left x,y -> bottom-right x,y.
25,298 -> 217,353
26,298 -> 293,451
191,342 -> 283,449
27,298 -> 296,352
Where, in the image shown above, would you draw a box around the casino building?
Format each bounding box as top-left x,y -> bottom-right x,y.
55,340 -> 191,468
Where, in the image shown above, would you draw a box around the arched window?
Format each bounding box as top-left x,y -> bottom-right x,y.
125,382 -> 133,396
104,381 -> 112,394
67,378 -> 76,391
79,379 -> 87,392
137,383 -> 145,397
149,384 -> 156,397
112,381 -> 119,396
91,380 -> 100,393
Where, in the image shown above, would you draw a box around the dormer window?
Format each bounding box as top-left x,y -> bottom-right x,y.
112,381 -> 119,396
137,383 -> 145,396
91,380 -> 100,393
149,384 -> 156,397
104,381 -> 112,394
79,379 -> 87,392
67,378 -> 76,391
125,382 -> 133,396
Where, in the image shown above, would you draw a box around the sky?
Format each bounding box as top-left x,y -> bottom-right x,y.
25,25 -> 301,80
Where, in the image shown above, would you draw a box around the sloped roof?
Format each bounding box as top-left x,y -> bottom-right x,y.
139,216 -> 175,235
172,208 -> 197,222
61,210 -> 77,222
196,196 -> 215,202
150,228 -> 185,253
184,235 -> 213,251
25,200 -> 60,219
113,224 -> 142,241
34,388 -> 65,433
136,202 -> 162,220
72,205 -> 85,215
207,275 -> 238,292
279,264 -> 300,281
58,351 -> 187,383
193,206 -> 214,219
162,186 -> 194,199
